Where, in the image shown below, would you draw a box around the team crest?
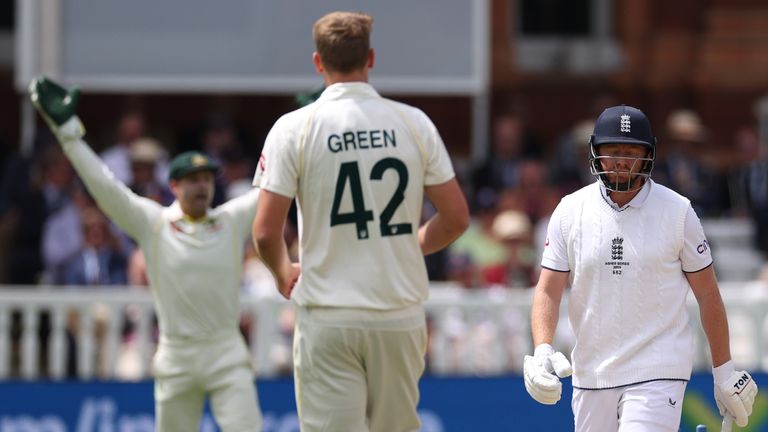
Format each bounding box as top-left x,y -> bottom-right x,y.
620,114 -> 631,133
611,236 -> 624,260
605,236 -> 629,275
192,154 -> 208,167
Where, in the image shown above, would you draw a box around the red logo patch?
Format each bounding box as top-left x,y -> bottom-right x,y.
258,154 -> 266,171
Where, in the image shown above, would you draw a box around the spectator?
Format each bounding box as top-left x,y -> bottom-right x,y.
128,137 -> 172,205
41,183 -> 95,283
59,207 -> 128,286
101,111 -> 170,186
472,112 -> 539,198
654,109 -> 727,216
729,125 -> 768,254
449,189 -> 508,286
490,209 -> 536,288
551,119 -> 596,193
4,144 -> 75,284
199,113 -> 244,206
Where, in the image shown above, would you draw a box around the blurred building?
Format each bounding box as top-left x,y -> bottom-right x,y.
0,1 -> 766,166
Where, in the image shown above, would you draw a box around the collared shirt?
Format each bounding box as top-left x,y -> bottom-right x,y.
61,138 -> 260,341
254,82 -> 455,309
544,180 -> 712,273
540,179 -> 714,388
598,179 -> 651,211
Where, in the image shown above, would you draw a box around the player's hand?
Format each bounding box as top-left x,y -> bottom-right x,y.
713,361 -> 758,428
28,76 -> 85,143
277,262 -> 300,300
524,343 -> 573,405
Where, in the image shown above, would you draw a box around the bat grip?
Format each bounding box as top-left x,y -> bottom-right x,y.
721,415 -> 733,432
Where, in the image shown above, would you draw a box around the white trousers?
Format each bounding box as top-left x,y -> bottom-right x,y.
293,304 -> 427,432
152,332 -> 263,432
572,380 -> 687,432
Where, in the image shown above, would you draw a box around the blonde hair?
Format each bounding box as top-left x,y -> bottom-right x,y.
313,11 -> 373,74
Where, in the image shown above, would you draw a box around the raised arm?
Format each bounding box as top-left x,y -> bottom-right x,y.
219,186 -> 261,240
29,77 -> 162,242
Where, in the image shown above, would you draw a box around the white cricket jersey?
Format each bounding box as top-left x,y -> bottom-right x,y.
62,139 -> 259,341
542,180 -> 713,389
253,82 -> 455,309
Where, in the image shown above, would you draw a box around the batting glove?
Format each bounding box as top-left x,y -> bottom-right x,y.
524,343 -> 573,405
713,360 -> 758,428
28,76 -> 85,144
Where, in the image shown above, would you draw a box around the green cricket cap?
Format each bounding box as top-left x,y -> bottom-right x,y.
168,151 -> 219,180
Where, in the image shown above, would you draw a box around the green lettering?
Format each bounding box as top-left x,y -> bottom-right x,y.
370,130 -> 382,148
383,129 -> 396,147
327,134 -> 342,153
343,132 -> 357,151
357,131 -> 369,149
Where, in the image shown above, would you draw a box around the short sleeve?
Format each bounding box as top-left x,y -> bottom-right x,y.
681,205 -> 714,273
540,201 -> 570,272
252,116 -> 300,199
422,113 -> 455,186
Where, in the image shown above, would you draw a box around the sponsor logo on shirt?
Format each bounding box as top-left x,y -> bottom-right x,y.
696,239 -> 710,254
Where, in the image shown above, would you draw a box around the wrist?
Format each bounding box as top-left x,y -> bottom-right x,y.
713,359 -> 735,383
56,116 -> 85,143
534,343 -> 555,358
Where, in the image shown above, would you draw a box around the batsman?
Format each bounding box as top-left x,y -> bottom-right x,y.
29,77 -> 263,432
524,105 -> 758,431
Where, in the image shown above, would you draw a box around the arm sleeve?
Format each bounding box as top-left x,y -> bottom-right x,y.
219,186 -> 260,240
61,139 -> 163,243
540,202 -> 570,272
422,112 -> 455,186
681,204 -> 714,272
252,116 -> 299,198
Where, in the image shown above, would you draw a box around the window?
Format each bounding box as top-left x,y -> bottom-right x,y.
514,0 -> 621,73
520,0 -> 591,36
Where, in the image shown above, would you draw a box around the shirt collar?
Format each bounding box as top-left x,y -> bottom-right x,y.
168,201 -> 213,223
599,179 -> 653,210
316,82 -> 381,102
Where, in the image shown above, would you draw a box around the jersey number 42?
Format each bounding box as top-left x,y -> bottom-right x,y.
330,157 -> 412,240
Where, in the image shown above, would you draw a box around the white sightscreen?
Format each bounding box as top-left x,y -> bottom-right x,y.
16,0 -> 488,95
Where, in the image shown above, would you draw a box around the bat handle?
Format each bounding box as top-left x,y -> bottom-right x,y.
721,415 -> 733,432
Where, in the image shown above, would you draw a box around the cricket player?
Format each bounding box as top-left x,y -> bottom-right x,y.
524,105 -> 758,431
251,11 -> 470,432
29,77 -> 263,432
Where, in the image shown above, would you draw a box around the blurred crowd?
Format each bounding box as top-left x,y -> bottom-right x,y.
1,100 -> 767,377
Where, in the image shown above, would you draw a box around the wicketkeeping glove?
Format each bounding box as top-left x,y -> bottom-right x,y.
524,343 -> 573,405
28,76 -> 85,144
713,360 -> 758,428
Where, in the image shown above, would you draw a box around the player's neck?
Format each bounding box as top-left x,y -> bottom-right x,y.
324,69 -> 369,86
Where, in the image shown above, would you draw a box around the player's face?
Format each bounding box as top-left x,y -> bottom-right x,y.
170,171 -> 215,218
597,143 -> 649,187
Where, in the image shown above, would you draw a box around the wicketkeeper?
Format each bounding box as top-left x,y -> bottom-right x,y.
29,76 -> 263,432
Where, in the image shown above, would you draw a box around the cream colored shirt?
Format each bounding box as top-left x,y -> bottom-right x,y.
253,82 -> 455,309
63,139 -> 259,341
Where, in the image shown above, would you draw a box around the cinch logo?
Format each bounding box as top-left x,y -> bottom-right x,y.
696,239 -> 710,254
611,236 -> 624,260
620,114 -> 631,133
